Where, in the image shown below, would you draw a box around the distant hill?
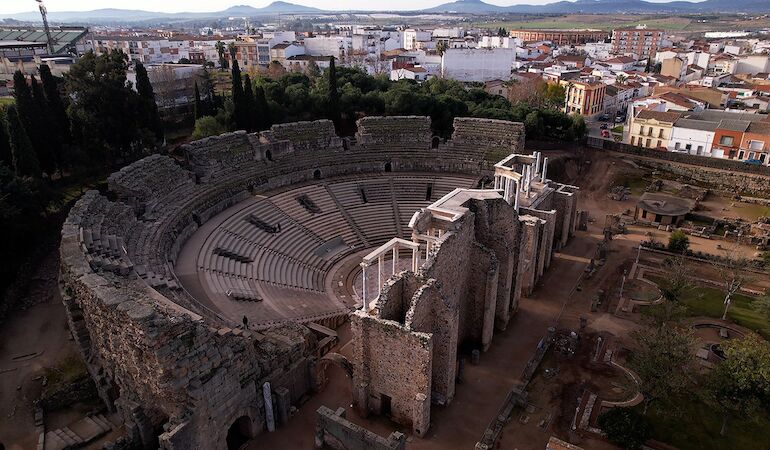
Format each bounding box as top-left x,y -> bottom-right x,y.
424,0 -> 770,14
3,2 -> 322,23
4,0 -> 770,23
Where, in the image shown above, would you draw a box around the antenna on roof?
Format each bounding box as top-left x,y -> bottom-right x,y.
36,0 -> 55,54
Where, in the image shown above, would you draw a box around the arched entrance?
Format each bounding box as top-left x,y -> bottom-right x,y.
265,149 -> 273,161
226,416 -> 253,450
313,169 -> 322,180
384,162 -> 392,172
431,136 -> 441,149
315,352 -> 353,391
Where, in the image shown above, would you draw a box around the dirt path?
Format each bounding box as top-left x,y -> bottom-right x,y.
0,251 -> 76,450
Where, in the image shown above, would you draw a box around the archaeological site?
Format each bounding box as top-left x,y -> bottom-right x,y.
59,116 -> 580,449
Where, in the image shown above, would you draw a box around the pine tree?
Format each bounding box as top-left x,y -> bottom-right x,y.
6,105 -> 40,178
135,62 -> 164,141
39,64 -> 71,144
30,75 -> 59,174
254,84 -> 270,130
242,74 -> 257,132
193,82 -> 203,119
231,59 -> 248,131
0,109 -> 11,167
327,56 -> 340,132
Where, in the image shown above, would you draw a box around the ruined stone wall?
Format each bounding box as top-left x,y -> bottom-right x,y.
350,310 -> 432,436
450,118 -> 525,159
406,280 -> 458,406
468,199 -> 522,331
632,157 -> 770,197
552,185 -> 579,250
61,194 -> 315,449
264,119 -> 342,152
355,116 -> 433,149
316,406 -> 406,450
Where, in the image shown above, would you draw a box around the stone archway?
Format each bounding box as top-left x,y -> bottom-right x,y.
431,136 -> 441,149
226,415 -> 254,450
315,352 -> 353,391
384,162 -> 392,172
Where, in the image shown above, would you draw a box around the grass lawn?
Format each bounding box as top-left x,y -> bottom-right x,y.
648,275 -> 770,338
0,97 -> 15,107
611,125 -> 624,134
643,396 -> 770,450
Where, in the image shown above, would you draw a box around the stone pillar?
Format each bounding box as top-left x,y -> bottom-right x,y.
392,247 -> 398,274
274,386 -> 291,426
413,393 -> 430,438
263,382 -> 275,432
354,382 -> 369,418
514,180 -> 520,212
542,157 -> 549,182
481,263 -> 498,352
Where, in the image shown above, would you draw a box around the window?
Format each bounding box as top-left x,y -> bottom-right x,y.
738,150 -> 745,160
675,142 -> 681,150
697,145 -> 703,154
719,136 -> 734,146
685,144 -> 692,151
631,136 -> 636,145
748,140 -> 764,151
646,138 -> 651,147
761,154 -> 767,163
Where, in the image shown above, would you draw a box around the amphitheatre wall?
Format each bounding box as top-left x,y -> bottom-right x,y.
59,116 -> 530,449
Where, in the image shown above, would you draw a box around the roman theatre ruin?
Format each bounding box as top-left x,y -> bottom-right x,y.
59,116 -> 579,449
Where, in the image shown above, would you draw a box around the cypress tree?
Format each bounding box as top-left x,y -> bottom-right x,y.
30,75 -> 59,174
0,109 -> 11,167
193,82 -> 203,119
135,62 -> 164,141
6,105 -> 40,178
254,85 -> 271,130
13,71 -> 49,174
327,56 -> 340,132
242,74 -> 257,132
231,59 -> 248,131
39,64 -> 71,144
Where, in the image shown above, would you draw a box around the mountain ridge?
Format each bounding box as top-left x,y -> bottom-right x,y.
3,0 -> 770,23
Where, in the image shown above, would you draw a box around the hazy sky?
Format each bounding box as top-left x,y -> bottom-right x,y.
0,0 -> 694,15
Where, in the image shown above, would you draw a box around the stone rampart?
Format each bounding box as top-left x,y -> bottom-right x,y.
451,118 -> 525,154
355,116 -> 433,149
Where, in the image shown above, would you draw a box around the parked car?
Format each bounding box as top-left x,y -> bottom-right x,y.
601,130 -> 611,138
599,114 -> 609,121
744,159 -> 763,165
615,116 -> 625,123
600,123 -> 608,130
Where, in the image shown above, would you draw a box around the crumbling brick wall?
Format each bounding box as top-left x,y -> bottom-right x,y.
315,406 -> 406,450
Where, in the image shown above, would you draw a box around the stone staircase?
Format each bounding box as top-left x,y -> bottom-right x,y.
44,414 -> 113,450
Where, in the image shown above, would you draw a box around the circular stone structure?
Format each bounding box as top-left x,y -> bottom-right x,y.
58,116 -> 528,449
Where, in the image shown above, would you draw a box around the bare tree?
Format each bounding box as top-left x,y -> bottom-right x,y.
714,246 -> 752,320
148,65 -> 177,108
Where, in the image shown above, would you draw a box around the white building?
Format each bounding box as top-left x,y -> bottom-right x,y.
583,42 -> 613,60
668,118 -> 717,156
390,66 -> 431,82
303,36 -> 350,58
736,54 -> 770,75
403,30 -> 432,51
441,47 -> 515,82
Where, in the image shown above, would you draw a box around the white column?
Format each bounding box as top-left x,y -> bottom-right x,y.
542,157 -> 549,182
535,152 -> 542,176
392,247 -> 398,275
412,247 -> 419,272
263,382 -> 275,432
514,179 -> 520,212
360,262 -> 368,308
378,254 -> 384,290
